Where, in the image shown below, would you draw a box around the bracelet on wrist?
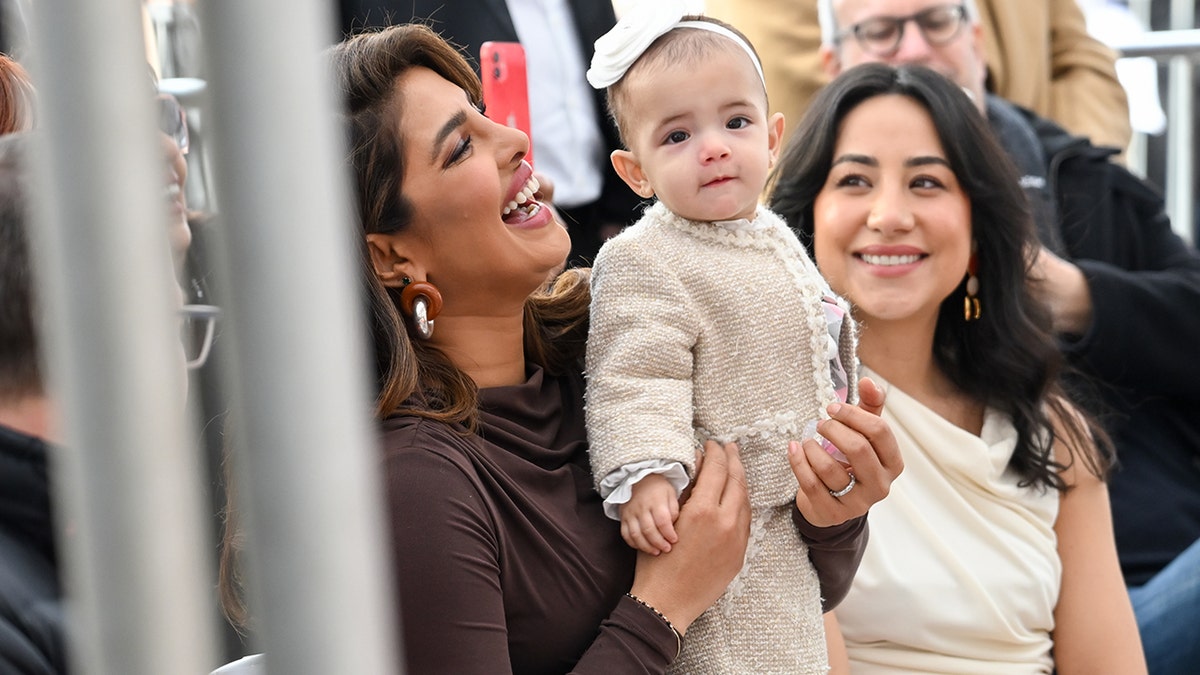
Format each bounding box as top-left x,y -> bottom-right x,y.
625,592 -> 682,661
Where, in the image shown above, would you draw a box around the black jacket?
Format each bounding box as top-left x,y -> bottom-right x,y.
991,96 -> 1200,586
0,424 -> 67,674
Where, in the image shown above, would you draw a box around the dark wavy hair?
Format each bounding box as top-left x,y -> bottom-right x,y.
329,23 -> 590,426
769,63 -> 1111,490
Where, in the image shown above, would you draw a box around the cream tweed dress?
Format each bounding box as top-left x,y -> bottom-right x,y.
586,201 -> 857,673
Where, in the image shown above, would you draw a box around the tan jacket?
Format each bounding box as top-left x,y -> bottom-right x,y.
706,0 -> 1131,151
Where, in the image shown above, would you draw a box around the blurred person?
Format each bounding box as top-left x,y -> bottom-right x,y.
771,62 -> 1146,674
706,0 -> 1131,153
0,87 -> 202,675
816,3 -> 1200,672
0,132 -> 68,675
336,0 -> 644,267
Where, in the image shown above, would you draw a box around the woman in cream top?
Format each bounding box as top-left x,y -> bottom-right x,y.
838,371 -> 1060,673
769,63 -> 1146,674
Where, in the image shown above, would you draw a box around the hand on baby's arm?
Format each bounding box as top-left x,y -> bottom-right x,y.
619,473 -> 681,556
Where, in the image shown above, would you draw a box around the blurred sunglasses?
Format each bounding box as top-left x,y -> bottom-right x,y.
156,92 -> 189,155
180,303 -> 219,370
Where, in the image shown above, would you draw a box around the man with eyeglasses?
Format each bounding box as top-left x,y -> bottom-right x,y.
707,0 -> 1129,153
817,2 -> 1200,673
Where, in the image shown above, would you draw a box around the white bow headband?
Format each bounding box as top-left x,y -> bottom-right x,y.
586,2 -> 766,90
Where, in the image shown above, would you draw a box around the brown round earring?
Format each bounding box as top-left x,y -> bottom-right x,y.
400,278 -> 443,340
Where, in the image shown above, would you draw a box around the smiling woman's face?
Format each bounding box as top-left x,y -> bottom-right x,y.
812,93 -> 972,328
381,66 -> 570,315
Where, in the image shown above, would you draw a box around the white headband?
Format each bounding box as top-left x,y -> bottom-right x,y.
586,3 -> 765,90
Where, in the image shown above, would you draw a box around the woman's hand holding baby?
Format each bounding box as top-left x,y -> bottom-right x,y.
788,377 -> 903,527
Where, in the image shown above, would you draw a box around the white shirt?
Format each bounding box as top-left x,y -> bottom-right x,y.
509,0 -> 606,208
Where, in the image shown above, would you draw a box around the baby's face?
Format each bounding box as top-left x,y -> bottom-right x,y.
616,44 -> 781,223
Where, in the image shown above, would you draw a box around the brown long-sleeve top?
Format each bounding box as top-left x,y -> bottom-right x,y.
380,365 -> 866,674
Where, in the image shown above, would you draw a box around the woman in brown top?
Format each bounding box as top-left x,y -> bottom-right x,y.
329,24 -> 904,673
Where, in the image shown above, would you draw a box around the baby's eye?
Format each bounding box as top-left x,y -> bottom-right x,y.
665,130 -> 689,144
727,116 -> 751,130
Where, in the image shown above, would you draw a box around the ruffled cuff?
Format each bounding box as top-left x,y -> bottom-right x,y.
598,459 -> 690,520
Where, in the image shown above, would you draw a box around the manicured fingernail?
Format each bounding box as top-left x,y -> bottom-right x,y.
827,402 -> 843,416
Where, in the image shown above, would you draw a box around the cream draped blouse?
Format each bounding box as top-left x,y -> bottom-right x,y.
837,369 -> 1061,674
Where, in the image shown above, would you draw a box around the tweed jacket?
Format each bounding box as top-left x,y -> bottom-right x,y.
585,202 -> 855,673
585,202 -> 855,511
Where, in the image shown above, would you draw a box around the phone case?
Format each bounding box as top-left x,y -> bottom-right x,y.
480,41 -> 534,166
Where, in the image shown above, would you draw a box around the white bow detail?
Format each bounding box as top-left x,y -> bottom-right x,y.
586,0 -> 705,89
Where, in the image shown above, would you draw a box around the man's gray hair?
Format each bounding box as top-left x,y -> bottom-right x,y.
817,0 -> 979,47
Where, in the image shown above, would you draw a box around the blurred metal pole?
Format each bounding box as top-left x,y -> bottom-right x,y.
1112,23 -> 1199,246
198,0 -> 401,672
1112,28 -> 1200,57
1167,0 -> 1195,245
1125,0 -> 1155,178
24,1 -> 219,673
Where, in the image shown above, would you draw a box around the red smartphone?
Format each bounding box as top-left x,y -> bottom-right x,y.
480,41 -> 534,166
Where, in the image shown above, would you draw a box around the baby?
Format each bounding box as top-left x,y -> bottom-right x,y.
583,3 -> 859,673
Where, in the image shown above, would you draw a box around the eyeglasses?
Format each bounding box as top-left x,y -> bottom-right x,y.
157,92 -> 190,155
180,303 -> 219,370
835,4 -> 968,57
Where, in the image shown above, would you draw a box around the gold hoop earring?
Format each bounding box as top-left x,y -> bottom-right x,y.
400,278 -> 443,339
963,253 -> 981,322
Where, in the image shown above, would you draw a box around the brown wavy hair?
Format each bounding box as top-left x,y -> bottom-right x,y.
0,54 -> 34,135
330,23 -> 591,429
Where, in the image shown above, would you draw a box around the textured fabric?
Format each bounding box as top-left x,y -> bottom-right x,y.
837,370 -> 1060,675
705,0 -> 1130,152
381,367 -> 679,674
587,202 -> 854,507
586,202 -> 855,673
0,424 -> 66,675
1001,106 -> 1200,588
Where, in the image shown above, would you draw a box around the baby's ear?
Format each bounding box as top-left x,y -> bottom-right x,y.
611,149 -> 655,199
767,112 -> 786,168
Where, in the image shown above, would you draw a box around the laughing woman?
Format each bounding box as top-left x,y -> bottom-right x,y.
769,63 -> 1146,674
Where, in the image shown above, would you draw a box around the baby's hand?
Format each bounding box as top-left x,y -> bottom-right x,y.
620,474 -> 680,556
